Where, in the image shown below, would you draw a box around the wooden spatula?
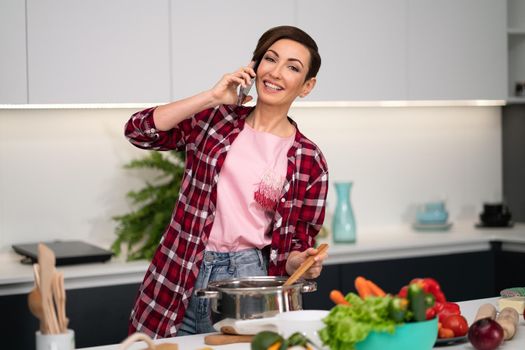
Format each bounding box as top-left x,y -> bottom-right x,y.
284,243 -> 329,286
38,243 -> 60,334
52,271 -> 68,333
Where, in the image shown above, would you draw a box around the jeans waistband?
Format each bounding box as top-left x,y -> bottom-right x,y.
203,247 -> 266,268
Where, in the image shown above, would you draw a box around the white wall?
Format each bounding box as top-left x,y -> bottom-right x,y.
0,106 -> 502,251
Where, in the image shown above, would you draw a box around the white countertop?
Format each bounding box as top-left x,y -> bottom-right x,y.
1,222 -> 524,296
78,297 -> 525,350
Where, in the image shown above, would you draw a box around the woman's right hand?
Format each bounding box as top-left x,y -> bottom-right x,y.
152,62 -> 256,131
210,63 -> 256,105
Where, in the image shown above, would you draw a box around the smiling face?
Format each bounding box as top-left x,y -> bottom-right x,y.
255,39 -> 316,107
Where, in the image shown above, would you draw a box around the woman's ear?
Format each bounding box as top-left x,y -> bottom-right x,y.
300,77 -> 317,98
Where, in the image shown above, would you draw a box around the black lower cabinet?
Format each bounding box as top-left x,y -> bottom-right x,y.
67,284 -> 139,348
302,264 -> 339,310
303,250 -> 497,311
339,251 -> 495,302
2,283 -> 139,350
494,243 -> 525,293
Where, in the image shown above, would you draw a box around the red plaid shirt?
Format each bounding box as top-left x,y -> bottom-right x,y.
125,104 -> 328,338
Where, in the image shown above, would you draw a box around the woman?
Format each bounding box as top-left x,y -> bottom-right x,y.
125,25 -> 329,338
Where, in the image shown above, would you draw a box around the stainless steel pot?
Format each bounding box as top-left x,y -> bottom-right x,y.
195,276 -> 317,323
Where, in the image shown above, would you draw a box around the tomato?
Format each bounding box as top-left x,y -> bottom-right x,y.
438,326 -> 455,339
437,302 -> 461,322
442,314 -> 469,337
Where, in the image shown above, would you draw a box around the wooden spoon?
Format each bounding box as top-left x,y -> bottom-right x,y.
284,243 -> 329,286
28,287 -> 46,333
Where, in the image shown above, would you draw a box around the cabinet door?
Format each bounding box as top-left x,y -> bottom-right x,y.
170,1 -> 295,101
27,0 -> 171,104
407,0 -> 506,100
0,0 -> 27,104
297,0 -> 407,101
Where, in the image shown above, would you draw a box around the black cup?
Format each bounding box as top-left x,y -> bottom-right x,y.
480,203 -> 512,227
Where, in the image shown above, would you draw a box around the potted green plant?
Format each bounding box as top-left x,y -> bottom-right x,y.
111,151 -> 185,261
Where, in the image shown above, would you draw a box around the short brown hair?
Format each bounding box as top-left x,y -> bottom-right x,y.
252,25 -> 321,81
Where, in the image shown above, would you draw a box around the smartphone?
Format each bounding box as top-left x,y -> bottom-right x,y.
237,60 -> 260,105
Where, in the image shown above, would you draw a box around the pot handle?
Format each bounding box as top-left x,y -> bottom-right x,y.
300,280 -> 317,293
195,288 -> 220,299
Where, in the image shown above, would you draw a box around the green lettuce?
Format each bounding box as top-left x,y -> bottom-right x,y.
318,293 -> 398,350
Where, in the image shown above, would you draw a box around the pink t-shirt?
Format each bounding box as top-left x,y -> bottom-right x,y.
206,122 -> 295,252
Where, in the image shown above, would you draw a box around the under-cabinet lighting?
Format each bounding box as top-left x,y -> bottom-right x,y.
291,100 -> 506,107
0,103 -> 167,110
0,100 -> 506,110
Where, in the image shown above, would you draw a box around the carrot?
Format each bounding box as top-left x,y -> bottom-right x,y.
366,279 -> 386,297
330,289 -> 350,305
354,276 -> 373,298
268,342 -> 282,350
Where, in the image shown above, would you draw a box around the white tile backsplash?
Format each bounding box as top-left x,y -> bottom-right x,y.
0,106 -> 501,250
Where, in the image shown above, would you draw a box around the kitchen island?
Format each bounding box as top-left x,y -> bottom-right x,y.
79,297 -> 525,350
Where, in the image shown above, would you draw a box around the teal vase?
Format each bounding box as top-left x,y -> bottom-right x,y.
332,182 -> 356,243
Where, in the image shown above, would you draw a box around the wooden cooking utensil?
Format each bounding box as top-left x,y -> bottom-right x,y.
33,263 -> 41,288
59,272 -> 69,331
28,263 -> 46,332
28,286 -> 46,332
204,334 -> 254,345
283,243 -> 329,286
38,243 -> 60,334
119,333 -> 178,350
52,271 -> 68,333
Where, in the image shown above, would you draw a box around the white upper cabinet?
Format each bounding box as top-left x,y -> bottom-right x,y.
297,0 -> 408,101
26,0 -> 171,104
0,0 -> 27,104
0,0 -> 508,104
407,0 -> 506,100
169,0 -> 294,101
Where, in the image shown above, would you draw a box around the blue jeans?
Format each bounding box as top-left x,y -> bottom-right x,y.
177,248 -> 268,336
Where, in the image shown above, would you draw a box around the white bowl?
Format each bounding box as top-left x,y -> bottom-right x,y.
222,310 -> 329,348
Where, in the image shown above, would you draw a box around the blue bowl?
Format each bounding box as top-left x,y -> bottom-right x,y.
356,318 -> 438,350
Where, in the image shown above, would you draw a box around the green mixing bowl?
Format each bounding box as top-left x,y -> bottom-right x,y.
355,317 -> 438,350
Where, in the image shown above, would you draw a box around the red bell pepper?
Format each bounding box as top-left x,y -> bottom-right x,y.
426,306 -> 437,320
409,278 -> 446,303
398,285 -> 408,298
435,302 -> 461,323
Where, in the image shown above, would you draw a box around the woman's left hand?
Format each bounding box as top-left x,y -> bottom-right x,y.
285,247 -> 328,279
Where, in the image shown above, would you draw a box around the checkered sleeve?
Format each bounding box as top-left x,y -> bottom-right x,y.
124,106 -> 214,151
292,168 -> 329,252
291,153 -> 328,251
